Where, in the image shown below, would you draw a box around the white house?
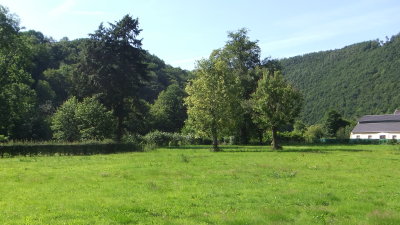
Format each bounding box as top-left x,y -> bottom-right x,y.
350,110 -> 400,140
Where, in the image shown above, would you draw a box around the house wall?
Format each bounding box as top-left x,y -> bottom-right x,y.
350,132 -> 400,140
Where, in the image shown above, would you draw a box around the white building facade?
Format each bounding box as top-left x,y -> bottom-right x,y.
350,132 -> 400,140
351,111 -> 400,140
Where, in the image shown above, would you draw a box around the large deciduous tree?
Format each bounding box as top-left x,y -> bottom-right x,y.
251,70 -> 303,150
0,6 -> 37,139
185,51 -> 242,151
78,15 -> 147,141
220,28 -> 261,144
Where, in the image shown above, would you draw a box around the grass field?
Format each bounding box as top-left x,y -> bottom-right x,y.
1,144 -> 400,224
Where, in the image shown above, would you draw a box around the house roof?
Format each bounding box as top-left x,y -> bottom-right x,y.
358,114 -> 400,123
352,121 -> 400,133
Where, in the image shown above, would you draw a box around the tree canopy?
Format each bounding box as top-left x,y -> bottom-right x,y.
251,70 -> 303,149
185,51 -> 242,151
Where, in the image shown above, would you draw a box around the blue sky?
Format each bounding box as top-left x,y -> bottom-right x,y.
1,0 -> 399,70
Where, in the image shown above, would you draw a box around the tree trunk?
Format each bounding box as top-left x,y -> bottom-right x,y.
258,129 -> 263,145
116,115 -> 123,143
114,103 -> 124,143
211,125 -> 220,152
271,127 -> 282,150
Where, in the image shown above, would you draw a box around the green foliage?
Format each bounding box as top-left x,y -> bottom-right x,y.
336,125 -> 353,139
78,15 -> 147,140
150,84 -> 187,132
0,6 -> 37,140
304,124 -> 325,143
140,54 -> 192,102
220,28 -> 262,144
121,133 -> 143,145
281,34 -> 400,124
185,51 -> 242,151
294,120 -> 307,134
51,97 -> 115,141
323,110 -> 350,137
251,70 -> 303,149
0,142 -> 142,157
0,7 -> 193,141
0,135 -> 8,143
143,131 -> 191,147
278,131 -> 305,143
51,97 -> 79,141
75,97 -> 115,141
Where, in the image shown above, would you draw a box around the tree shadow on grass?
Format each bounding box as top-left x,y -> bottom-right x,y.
279,148 -> 371,153
172,146 -> 268,152
171,145 -> 371,153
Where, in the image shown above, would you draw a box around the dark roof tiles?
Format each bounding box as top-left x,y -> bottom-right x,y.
359,114 -> 400,123
352,122 -> 400,133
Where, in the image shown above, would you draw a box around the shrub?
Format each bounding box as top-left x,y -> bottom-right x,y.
76,97 -> 115,141
51,97 -> 80,141
278,131 -> 305,143
143,131 -> 173,147
0,135 -> 8,143
304,124 -> 325,143
143,131 -> 197,147
336,125 -> 353,139
51,97 -> 115,141
122,133 -> 143,145
223,136 -> 236,145
0,142 -> 142,157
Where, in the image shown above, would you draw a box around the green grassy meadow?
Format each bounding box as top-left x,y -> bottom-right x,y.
1,145 -> 400,224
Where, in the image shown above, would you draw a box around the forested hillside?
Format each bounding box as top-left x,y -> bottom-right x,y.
0,6 -> 191,140
281,34 -> 400,124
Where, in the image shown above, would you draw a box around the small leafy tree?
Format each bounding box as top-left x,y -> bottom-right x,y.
76,97 -> 115,140
251,70 -> 303,150
185,51 -> 242,151
51,97 -> 115,141
304,124 -> 325,143
51,97 -> 80,141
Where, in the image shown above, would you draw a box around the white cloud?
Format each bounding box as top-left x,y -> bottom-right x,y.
49,0 -> 76,17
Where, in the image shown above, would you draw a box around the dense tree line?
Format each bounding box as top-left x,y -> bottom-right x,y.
5,4 -> 397,147
0,6 -> 190,141
1,5 -> 303,149
185,30 -> 302,150
281,34 -> 400,124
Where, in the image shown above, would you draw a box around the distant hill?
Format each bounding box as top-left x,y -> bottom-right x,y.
280,33 -> 400,124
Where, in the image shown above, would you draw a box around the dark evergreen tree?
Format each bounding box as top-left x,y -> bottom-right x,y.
323,110 -> 350,138
78,15 -> 147,141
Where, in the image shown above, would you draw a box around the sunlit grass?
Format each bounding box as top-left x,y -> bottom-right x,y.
1,144 -> 400,224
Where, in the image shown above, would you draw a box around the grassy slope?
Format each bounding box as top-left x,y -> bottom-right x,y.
1,145 -> 400,224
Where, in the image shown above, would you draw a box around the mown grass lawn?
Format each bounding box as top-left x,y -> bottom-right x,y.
1,145 -> 400,224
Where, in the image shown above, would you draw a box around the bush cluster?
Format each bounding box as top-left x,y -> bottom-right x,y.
0,142 -> 142,157
51,97 -> 115,142
0,135 -> 8,143
143,131 -> 193,147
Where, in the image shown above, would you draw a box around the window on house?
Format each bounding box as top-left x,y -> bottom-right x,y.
368,135 -> 372,139
356,135 -> 360,139
393,135 -> 397,140
380,135 -> 386,139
